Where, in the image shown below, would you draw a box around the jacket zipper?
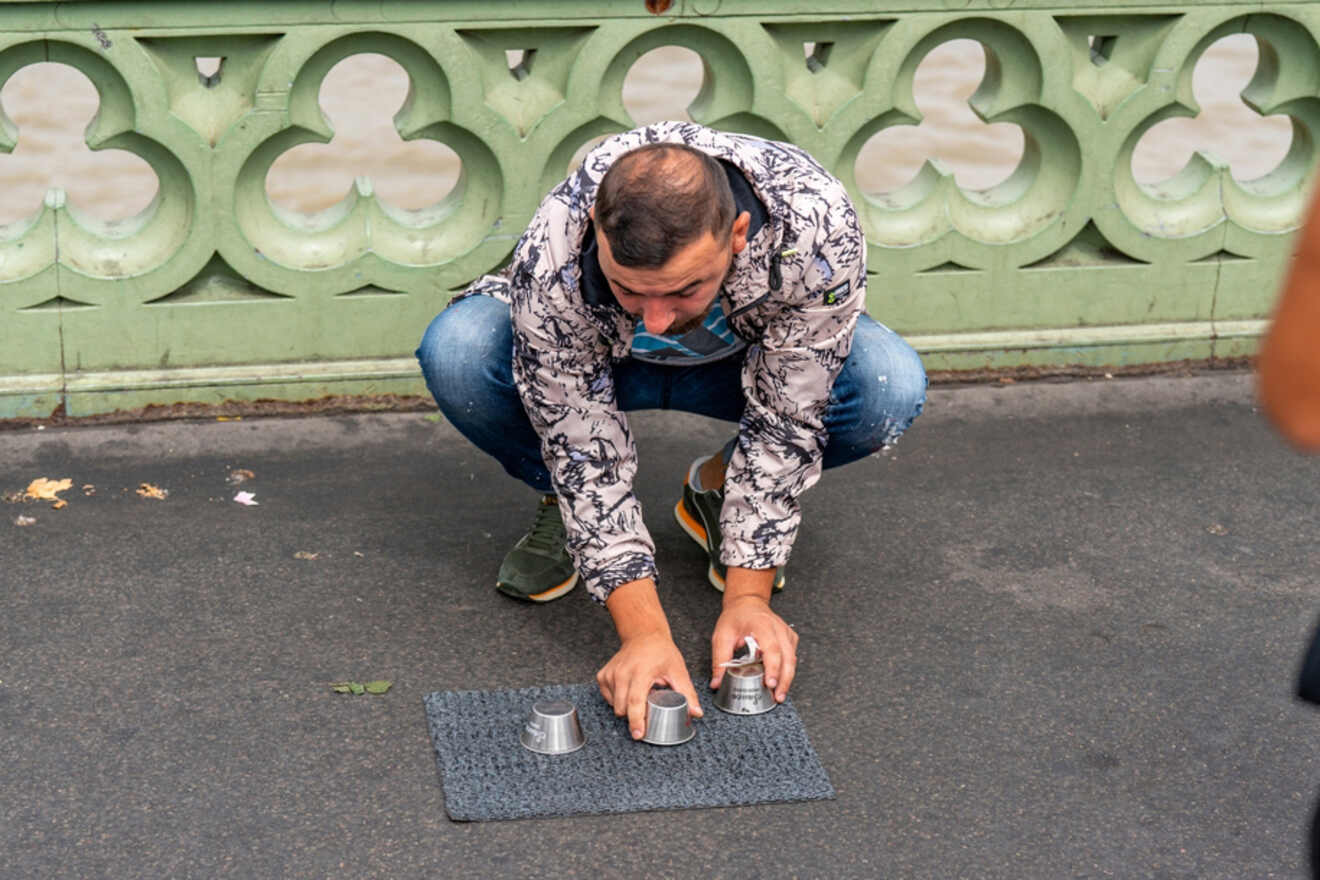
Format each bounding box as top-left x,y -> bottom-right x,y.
726,233 -> 791,320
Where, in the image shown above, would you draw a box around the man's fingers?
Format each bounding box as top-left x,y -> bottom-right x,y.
666,667 -> 703,719
596,669 -> 614,707
611,675 -> 629,719
710,630 -> 738,689
774,635 -> 798,701
761,638 -> 782,691
626,685 -> 648,740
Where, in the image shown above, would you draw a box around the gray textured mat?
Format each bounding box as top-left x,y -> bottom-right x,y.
424,682 -> 835,821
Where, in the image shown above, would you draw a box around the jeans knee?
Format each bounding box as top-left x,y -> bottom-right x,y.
882,334 -> 928,425
855,316 -> 926,406
415,295 -> 511,406
825,318 -> 927,464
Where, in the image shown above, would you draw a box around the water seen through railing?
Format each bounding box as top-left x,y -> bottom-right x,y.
0,37 -> 1292,225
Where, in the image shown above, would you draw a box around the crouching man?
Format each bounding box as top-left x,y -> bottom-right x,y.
417,121 -> 926,739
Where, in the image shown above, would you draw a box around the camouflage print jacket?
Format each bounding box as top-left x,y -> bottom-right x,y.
459,121 -> 866,604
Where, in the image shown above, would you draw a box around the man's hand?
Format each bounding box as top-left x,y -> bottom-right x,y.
711,567 -> 799,702
597,630 -> 702,739
601,578 -> 703,739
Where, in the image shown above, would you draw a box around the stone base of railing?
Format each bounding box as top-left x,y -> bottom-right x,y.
0,320 -> 1261,419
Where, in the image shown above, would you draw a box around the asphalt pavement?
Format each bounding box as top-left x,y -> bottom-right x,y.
2,372 -> 1317,879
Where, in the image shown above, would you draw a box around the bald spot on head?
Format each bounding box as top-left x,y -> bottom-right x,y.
593,142 -> 735,269
608,144 -> 706,197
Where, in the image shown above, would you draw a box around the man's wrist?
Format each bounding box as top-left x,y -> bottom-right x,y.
722,566 -> 776,606
605,577 -> 672,642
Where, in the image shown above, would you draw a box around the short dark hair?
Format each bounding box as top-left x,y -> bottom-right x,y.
593,143 -> 736,269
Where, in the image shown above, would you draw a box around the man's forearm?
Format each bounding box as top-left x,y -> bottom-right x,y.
605,578 -> 672,641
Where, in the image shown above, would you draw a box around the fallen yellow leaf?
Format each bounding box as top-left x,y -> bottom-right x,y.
24,478 -> 72,501
52,499 -> 67,510
136,483 -> 168,500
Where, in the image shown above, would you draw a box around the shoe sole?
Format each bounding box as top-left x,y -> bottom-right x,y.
674,496 -> 726,592
675,479 -> 785,594
496,571 -> 579,603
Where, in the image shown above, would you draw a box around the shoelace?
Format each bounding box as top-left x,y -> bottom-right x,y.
522,499 -> 564,554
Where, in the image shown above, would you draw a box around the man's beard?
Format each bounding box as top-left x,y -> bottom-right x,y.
661,302 -> 715,337
661,273 -> 730,337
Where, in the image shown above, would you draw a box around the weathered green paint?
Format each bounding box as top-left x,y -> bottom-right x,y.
0,1 -> 1312,416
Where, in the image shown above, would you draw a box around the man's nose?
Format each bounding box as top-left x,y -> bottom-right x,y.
641,300 -> 673,335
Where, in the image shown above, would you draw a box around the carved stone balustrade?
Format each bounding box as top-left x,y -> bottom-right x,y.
0,1 -> 1313,416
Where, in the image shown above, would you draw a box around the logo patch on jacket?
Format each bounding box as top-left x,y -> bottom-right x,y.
822,280 -> 850,305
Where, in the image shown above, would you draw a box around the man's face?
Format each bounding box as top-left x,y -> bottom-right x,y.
593,211 -> 751,337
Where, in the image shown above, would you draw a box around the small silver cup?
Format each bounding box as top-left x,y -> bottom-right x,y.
520,699 -> 586,755
713,661 -> 778,715
642,689 -> 695,745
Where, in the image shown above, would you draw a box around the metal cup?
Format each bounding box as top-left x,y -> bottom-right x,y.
713,661 -> 778,715
642,689 -> 695,745
520,699 -> 586,754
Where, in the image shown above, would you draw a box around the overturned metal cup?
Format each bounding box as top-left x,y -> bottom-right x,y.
713,661 -> 778,715
520,699 -> 586,755
642,689 -> 695,746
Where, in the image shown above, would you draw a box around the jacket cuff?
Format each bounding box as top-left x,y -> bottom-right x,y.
581,551 -> 659,605
719,529 -> 796,571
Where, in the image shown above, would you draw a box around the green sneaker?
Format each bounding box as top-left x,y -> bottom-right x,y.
673,461 -> 784,593
496,495 -> 579,602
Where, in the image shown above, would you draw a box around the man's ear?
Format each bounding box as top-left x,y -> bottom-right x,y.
730,211 -> 751,255
588,205 -> 595,222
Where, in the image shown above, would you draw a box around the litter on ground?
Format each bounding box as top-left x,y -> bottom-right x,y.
227,469 -> 255,485
24,478 -> 72,502
136,483 -> 168,500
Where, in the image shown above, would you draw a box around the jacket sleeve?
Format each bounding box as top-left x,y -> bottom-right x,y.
719,188 -> 866,570
507,225 -> 658,605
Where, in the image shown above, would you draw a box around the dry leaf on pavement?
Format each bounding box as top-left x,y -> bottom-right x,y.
136,483 -> 168,500
294,551 -> 319,560
14,515 -> 36,526
24,478 -> 72,502
227,469 -> 255,485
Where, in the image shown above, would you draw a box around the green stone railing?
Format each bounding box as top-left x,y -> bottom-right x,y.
1,1 -> 1314,417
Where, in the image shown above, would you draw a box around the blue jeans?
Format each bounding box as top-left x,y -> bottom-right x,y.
416,294 -> 927,494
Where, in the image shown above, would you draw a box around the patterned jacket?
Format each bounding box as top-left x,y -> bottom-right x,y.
460,121 -> 866,604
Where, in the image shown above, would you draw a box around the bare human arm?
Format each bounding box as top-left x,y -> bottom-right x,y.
1259,187 -> 1320,452
598,578 -> 703,739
